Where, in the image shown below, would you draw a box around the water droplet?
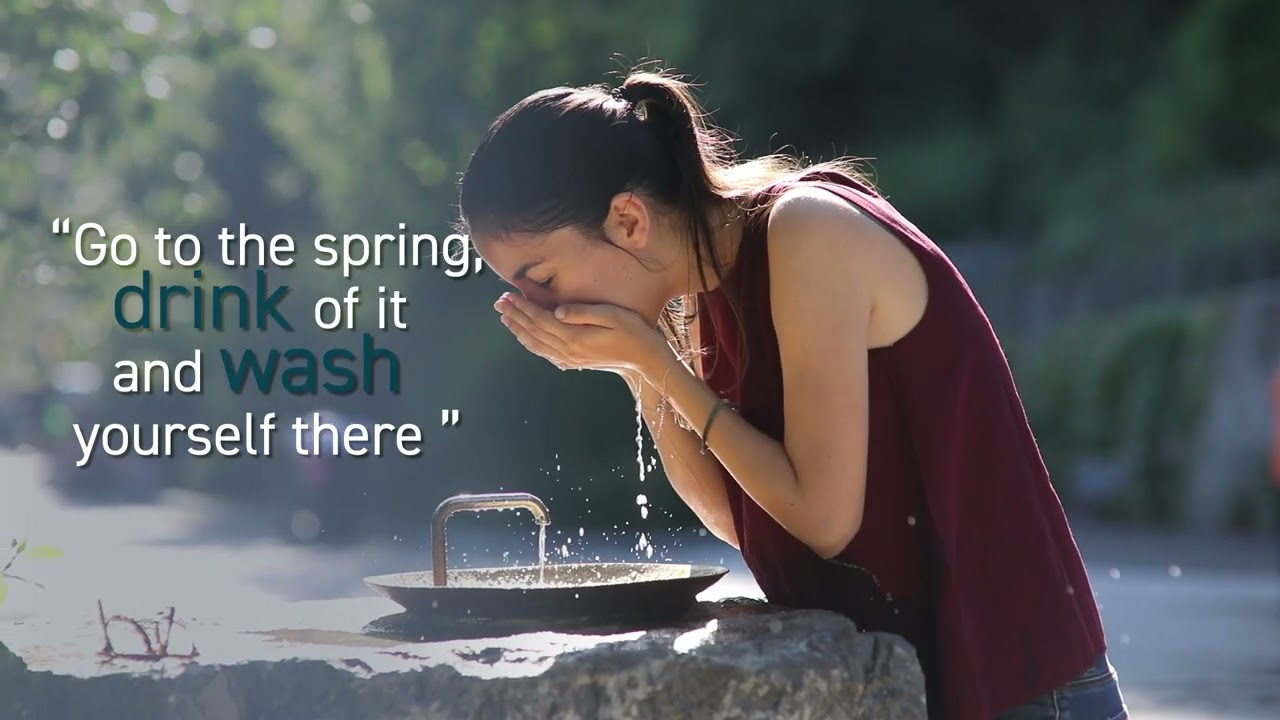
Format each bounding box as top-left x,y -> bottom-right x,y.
1120,633 -> 1130,645
768,619 -> 783,633
640,506 -> 649,519
1108,568 -> 1121,580
906,516 -> 917,526
698,528 -> 707,537
1065,584 -> 1075,595
431,600 -> 439,609
636,494 -> 648,505
1167,565 -> 1182,578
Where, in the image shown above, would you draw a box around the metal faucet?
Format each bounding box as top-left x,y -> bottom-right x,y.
431,492 -> 551,586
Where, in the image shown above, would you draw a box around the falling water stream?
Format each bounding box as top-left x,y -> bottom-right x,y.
538,523 -> 547,584
634,395 -> 648,485
633,397 -> 655,558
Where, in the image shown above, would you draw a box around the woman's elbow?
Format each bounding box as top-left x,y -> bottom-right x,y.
707,522 -> 739,549
794,469 -> 866,559
808,513 -> 863,560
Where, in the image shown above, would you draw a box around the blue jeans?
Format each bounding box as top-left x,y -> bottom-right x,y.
994,654 -> 1128,719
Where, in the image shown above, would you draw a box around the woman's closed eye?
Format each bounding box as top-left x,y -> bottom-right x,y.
533,276 -> 554,290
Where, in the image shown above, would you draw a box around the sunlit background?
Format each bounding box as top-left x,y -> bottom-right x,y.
1,1 -> 1278,718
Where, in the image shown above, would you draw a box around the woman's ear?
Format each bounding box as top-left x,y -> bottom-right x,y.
605,192 -> 651,251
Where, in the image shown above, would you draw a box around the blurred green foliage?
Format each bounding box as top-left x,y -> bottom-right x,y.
1,0 -> 1277,534
1021,301 -> 1223,525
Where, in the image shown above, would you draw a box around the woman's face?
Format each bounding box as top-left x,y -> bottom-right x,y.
473,195 -> 676,325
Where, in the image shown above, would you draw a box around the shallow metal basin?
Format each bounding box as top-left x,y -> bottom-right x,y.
365,561 -> 729,621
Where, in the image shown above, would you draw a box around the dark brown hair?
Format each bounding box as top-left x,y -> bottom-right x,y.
457,67 -> 869,377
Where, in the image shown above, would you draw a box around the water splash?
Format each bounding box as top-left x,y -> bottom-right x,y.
635,532 -> 653,559
636,493 -> 650,521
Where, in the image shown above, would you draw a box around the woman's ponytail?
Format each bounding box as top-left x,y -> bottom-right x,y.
615,74 -> 729,212
614,73 -> 738,368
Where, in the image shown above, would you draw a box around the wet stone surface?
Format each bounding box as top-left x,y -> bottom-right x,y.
0,596 -> 927,720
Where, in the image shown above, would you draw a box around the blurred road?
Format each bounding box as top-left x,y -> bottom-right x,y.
1,450 -> 1276,718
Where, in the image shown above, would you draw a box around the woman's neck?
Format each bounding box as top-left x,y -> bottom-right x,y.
673,200 -> 744,299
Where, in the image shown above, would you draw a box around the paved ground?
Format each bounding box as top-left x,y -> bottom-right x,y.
1069,530 -> 1279,718
1,450 -> 1277,718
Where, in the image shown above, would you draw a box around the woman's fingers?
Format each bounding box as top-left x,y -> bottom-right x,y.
499,296 -> 570,353
509,294 -> 577,338
502,315 -> 569,369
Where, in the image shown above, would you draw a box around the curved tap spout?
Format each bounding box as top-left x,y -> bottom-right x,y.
431,492 -> 551,586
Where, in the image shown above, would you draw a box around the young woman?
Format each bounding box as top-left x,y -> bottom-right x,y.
458,69 -> 1128,719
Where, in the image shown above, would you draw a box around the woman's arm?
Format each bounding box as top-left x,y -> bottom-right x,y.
621,312 -> 739,548
637,189 -> 878,559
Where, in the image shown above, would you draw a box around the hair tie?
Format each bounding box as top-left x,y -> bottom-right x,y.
634,98 -> 655,121
612,86 -> 655,121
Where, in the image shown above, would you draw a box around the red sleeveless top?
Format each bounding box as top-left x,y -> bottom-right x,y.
696,170 -> 1106,719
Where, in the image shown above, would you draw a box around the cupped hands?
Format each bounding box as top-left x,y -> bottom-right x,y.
494,292 -> 673,381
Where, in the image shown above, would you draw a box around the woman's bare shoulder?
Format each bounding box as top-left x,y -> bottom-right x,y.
765,184 -> 928,347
